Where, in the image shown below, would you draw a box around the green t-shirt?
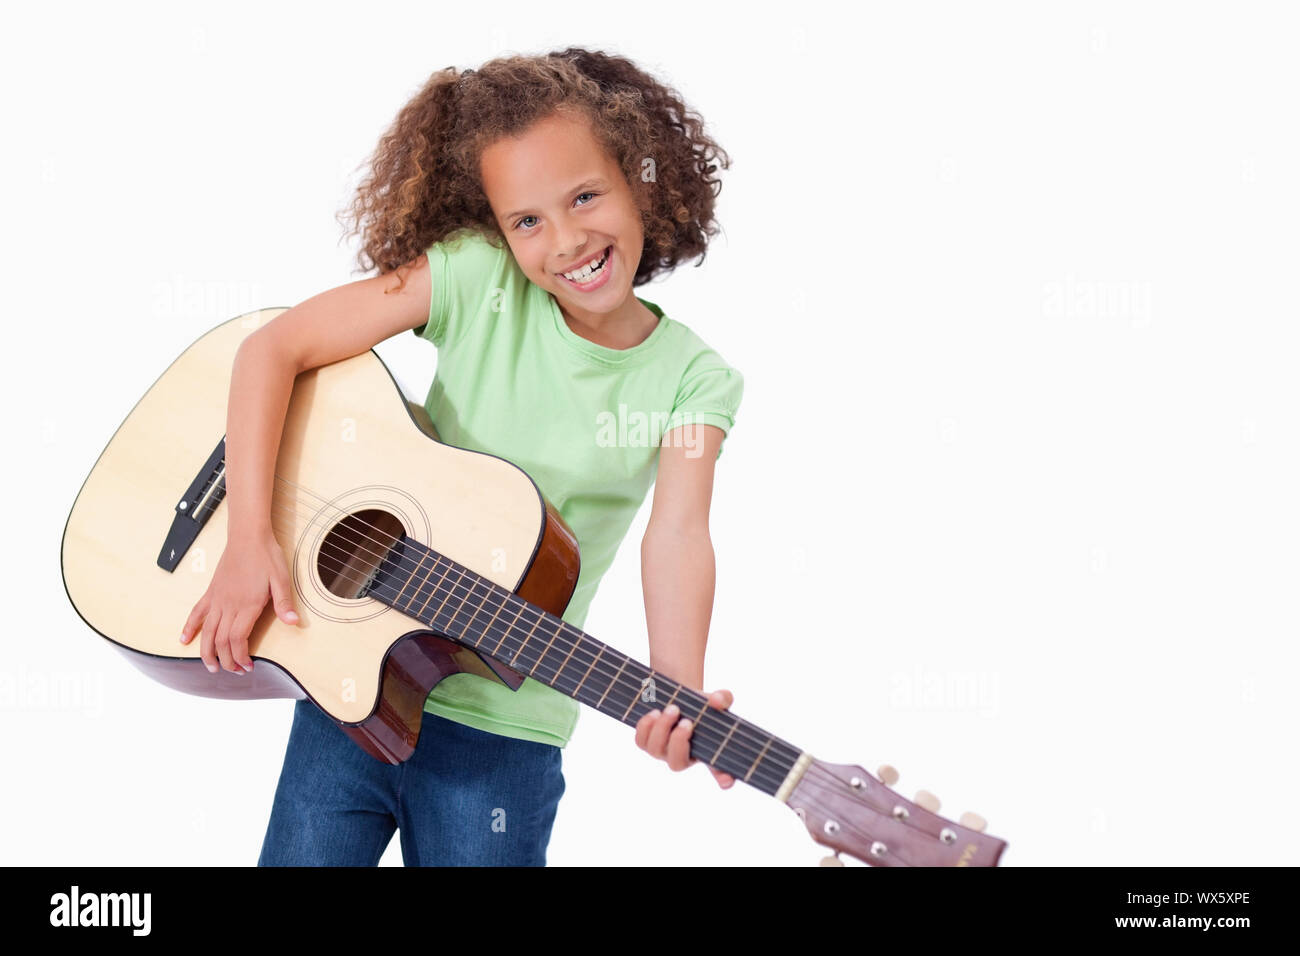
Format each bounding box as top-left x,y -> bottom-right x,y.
410,228 -> 744,748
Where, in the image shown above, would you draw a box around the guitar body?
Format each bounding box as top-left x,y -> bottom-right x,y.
61,309 -> 580,764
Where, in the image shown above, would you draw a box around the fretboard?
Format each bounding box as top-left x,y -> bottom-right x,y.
366,535 -> 802,797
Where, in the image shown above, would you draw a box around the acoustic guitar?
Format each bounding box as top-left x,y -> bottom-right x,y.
60,308 -> 1008,867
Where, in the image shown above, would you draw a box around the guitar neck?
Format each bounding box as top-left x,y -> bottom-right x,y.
368,535 -> 804,798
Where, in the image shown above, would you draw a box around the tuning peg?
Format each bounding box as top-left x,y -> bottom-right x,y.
913,789 -> 941,813
819,853 -> 845,867
959,811 -> 987,832
876,764 -> 899,786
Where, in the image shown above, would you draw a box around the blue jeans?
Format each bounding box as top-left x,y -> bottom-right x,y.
257,698 -> 565,866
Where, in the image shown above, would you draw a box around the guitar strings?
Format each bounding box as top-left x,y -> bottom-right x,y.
198,471 -> 902,819
195,470 -> 788,792
253,489 -> 811,796
254,483 -> 929,828
250,494 -> 937,853
265,497 -> 941,843
251,478 -> 919,817
252,473 -> 791,755
259,501 -> 798,795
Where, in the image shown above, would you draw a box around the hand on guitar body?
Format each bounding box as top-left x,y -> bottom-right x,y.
179,526 -> 300,673
635,689 -> 736,789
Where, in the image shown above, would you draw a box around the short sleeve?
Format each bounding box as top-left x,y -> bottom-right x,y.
662,359 -> 745,461
411,229 -> 511,350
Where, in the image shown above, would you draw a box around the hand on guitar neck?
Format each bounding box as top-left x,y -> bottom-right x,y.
635,688 -> 737,789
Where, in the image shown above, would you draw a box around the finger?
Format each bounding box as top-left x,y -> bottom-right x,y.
181,594 -> 210,645
708,688 -> 734,710
268,560 -> 299,625
645,703 -> 679,758
200,606 -> 222,674
227,607 -> 256,672
711,768 -> 736,789
666,717 -> 695,772
214,608 -> 238,673
634,709 -> 660,750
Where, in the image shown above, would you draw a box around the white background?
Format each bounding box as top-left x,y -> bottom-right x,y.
6,1 -> 1297,866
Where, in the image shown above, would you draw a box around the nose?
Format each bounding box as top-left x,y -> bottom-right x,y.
553,222 -> 589,264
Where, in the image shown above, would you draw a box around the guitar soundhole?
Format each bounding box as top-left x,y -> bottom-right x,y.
316,508 -> 405,599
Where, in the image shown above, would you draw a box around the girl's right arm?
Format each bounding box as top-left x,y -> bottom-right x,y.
179,254 -> 434,674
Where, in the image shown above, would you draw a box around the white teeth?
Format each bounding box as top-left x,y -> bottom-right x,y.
562,247 -> 608,282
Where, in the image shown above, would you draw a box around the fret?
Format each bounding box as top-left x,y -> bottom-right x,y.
620,673 -> 652,722
743,737 -> 773,785
463,574 -> 498,647
499,608 -> 535,671
754,744 -> 800,795
472,598 -> 516,659
465,578 -> 511,652
635,674 -> 653,702
488,601 -> 514,657
609,658 -> 650,722
595,657 -> 627,711
535,620 -> 579,686
490,593 -> 530,659
626,672 -> 676,723
508,613 -> 548,672
701,714 -> 790,793
710,713 -> 739,765
571,644 -> 606,708
376,547 -> 417,617
417,552 -> 458,630
393,545 -> 434,615
447,572 -> 494,647
548,625 -> 584,692
433,567 -> 470,636
504,615 -> 531,668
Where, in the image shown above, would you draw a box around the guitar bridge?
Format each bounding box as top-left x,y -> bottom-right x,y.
157,436 -> 227,572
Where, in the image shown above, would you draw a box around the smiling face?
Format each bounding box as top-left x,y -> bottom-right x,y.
480,109 -> 647,332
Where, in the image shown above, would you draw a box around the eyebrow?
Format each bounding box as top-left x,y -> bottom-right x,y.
504,178 -> 608,221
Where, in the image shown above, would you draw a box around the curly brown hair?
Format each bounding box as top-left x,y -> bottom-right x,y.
337,47 -> 731,293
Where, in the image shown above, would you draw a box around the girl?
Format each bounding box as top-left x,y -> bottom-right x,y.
179,47 -> 744,865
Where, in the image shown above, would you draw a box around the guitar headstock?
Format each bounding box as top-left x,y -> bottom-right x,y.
785,759 -> 1007,866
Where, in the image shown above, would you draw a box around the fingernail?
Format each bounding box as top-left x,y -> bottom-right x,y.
679,719 -> 692,731
204,663 -> 217,674
665,704 -> 679,717
242,663 -> 253,673
285,612 -> 298,623
179,632 -> 187,643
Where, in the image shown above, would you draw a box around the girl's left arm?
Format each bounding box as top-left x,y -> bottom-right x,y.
636,423 -> 736,790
